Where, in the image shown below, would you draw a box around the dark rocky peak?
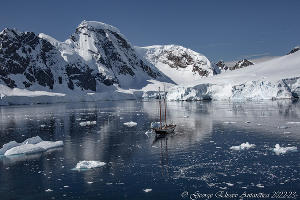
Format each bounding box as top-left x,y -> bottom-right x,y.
230,59 -> 253,70
287,46 -> 300,55
215,60 -> 229,71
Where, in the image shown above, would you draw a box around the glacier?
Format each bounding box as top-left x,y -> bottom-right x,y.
167,51 -> 300,101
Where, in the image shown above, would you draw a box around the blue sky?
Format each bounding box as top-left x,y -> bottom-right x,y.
1,0 -> 299,62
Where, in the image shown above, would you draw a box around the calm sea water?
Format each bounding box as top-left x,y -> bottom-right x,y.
0,100 -> 299,200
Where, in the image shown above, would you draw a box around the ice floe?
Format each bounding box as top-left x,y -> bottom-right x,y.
143,189 -> 152,193
0,136 -> 63,156
74,161 -> 106,170
273,144 -> 298,155
123,121 -> 137,127
79,121 -> 97,126
230,142 -> 256,151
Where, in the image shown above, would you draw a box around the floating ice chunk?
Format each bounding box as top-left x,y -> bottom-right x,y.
0,141 -> 20,155
144,130 -> 152,137
256,184 -> 264,188
87,181 -> 93,184
223,121 -> 236,124
35,141 -> 64,151
45,189 -> 53,192
273,144 -> 297,155
79,121 -> 97,126
277,126 -> 289,129
143,189 -> 152,192
4,144 -> 45,156
230,142 -> 256,151
123,121 -> 137,127
75,161 -> 106,170
1,136 -> 63,156
151,121 -> 163,128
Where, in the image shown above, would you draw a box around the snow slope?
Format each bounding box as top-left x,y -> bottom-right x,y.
168,51 -> 300,101
135,45 -> 216,85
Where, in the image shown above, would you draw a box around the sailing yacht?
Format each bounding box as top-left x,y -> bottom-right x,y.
152,87 -> 176,134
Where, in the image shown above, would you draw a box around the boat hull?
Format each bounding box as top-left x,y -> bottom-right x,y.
153,125 -> 176,134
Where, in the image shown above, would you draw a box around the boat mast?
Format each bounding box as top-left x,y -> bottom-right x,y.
164,85 -> 167,126
159,87 -> 162,129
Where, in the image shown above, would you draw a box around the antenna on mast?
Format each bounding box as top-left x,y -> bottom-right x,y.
164,85 -> 167,126
158,87 -> 162,129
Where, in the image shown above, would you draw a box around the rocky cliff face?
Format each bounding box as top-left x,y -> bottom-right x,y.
0,28 -> 65,90
0,21 -> 171,94
214,60 -> 229,72
229,59 -> 254,70
287,46 -> 300,55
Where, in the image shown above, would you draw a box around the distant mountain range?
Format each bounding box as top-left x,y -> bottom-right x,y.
0,21 -> 299,104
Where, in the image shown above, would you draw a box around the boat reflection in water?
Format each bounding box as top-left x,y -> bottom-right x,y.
152,134 -> 173,179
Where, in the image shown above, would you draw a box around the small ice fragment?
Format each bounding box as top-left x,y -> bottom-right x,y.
40,124 -> 46,128
183,115 -> 189,118
256,184 -> 264,188
273,144 -> 297,155
74,161 -> 106,170
123,121 -> 137,127
278,126 -> 289,129
63,186 -> 69,188
79,121 -> 96,126
223,121 -> 236,124
45,189 -> 53,192
143,189 -> 152,193
286,122 -> 300,124
230,142 -> 255,151
226,183 -> 234,187
87,181 -> 93,184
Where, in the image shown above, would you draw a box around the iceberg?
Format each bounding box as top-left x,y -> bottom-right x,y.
0,136 -> 63,156
74,161 -> 106,170
273,144 -> 297,155
230,142 -> 256,151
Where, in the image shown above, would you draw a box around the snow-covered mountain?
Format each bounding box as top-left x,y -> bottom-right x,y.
1,20 -> 299,104
135,45 -> 217,85
0,21 -> 175,104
